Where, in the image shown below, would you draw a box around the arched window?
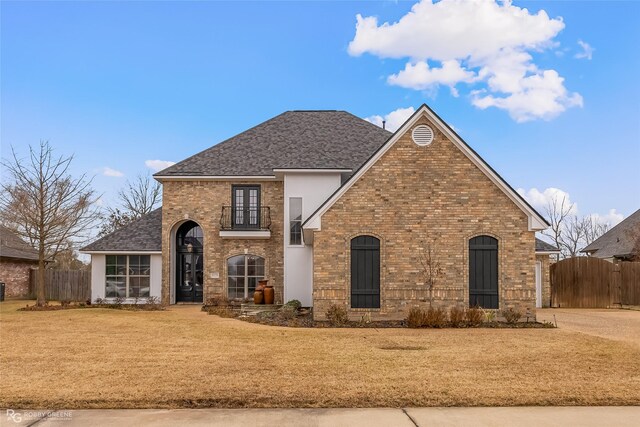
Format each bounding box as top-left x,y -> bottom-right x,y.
351,235 -> 380,308
469,235 -> 498,309
227,254 -> 265,300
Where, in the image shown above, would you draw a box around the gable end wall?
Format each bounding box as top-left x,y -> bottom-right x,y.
312,115 -> 536,320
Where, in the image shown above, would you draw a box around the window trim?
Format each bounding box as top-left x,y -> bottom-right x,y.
231,184 -> 262,229
226,254 -> 265,300
289,197 -> 303,246
105,254 -> 151,299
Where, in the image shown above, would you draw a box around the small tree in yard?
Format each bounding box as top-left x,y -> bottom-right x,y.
0,141 -> 99,306
98,174 -> 161,237
419,240 -> 443,307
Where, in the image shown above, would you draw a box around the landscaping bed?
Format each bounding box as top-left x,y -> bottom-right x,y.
204,299 -> 554,328
18,297 -> 164,312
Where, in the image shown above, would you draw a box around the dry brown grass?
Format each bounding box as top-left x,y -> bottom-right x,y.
1,300 -> 639,409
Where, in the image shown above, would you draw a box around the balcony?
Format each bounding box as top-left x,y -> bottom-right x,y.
219,206 -> 271,239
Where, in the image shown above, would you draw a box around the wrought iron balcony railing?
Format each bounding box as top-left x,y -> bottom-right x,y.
220,206 -> 271,231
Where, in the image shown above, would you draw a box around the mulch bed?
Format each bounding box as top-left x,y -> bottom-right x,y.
18,302 -> 165,312
230,309 -> 554,329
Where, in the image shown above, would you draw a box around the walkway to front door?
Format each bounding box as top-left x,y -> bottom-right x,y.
175,221 -> 204,303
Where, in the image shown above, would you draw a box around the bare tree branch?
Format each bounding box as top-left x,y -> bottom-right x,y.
98,174 -> 161,237
0,141 -> 99,306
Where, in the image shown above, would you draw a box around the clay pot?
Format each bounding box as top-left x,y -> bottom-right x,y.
257,279 -> 268,291
253,289 -> 264,305
263,285 -> 274,305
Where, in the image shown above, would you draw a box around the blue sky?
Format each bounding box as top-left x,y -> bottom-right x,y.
2,0 -> 639,223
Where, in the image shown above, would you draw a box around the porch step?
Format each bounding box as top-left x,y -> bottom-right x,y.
240,303 -> 283,316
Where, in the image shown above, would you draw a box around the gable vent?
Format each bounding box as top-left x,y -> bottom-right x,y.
412,125 -> 434,146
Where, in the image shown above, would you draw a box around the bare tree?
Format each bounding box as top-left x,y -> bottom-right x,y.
543,195 -> 574,255
0,141 -> 99,306
582,216 -> 610,247
99,174 -> 161,236
51,239 -> 89,270
562,216 -> 586,257
542,194 -> 612,258
419,240 -> 443,307
118,174 -> 161,217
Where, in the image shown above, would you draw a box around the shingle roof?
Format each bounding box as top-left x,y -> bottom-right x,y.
81,209 -> 162,252
535,238 -> 559,253
0,226 -> 39,261
154,111 -> 392,177
581,209 -> 640,259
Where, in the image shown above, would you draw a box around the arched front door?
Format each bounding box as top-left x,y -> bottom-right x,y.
175,221 -> 204,303
469,235 -> 498,309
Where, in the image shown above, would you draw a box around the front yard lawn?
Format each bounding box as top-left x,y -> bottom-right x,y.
1,300 -> 639,409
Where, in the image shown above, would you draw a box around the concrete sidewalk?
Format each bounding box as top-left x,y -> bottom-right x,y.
6,407 -> 639,427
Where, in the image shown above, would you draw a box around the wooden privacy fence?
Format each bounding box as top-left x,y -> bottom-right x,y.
551,257 -> 640,308
29,269 -> 90,302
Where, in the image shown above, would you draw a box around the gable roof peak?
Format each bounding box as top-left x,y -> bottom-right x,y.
303,103 -> 549,235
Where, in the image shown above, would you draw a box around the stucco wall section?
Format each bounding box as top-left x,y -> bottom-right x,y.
161,180 -> 284,304
0,259 -> 36,298
312,114 -> 536,321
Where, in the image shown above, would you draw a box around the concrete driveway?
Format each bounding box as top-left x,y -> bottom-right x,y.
537,308 -> 640,348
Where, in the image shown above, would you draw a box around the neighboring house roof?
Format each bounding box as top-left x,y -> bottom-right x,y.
80,209 -> 162,253
0,225 -> 39,262
154,111 -> 392,178
535,238 -> 560,253
581,209 -> 640,259
303,104 -> 550,233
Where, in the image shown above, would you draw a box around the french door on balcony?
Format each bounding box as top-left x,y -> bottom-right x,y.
232,185 -> 261,229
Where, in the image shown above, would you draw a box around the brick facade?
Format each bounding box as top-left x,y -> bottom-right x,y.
536,254 -> 552,308
161,180 -> 284,304
0,259 -> 35,298
312,115 -> 537,321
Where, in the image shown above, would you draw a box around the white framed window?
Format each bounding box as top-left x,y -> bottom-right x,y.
105,255 -> 150,298
227,254 -> 265,299
289,197 -> 302,245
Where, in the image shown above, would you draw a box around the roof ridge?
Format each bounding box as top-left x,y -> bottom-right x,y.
154,111 -> 290,177
582,208 -> 640,252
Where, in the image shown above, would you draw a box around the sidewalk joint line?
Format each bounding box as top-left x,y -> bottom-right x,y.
402,408 -> 419,427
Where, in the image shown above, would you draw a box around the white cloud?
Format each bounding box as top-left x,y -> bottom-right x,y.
472,70 -> 583,122
145,159 -> 176,172
587,209 -> 624,228
574,40 -> 594,60
365,107 -> 415,132
349,0 -> 583,122
388,60 -> 476,96
102,167 -> 124,177
518,187 -> 577,214
517,187 -> 623,228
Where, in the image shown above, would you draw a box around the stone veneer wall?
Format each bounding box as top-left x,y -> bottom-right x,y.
312,115 -> 536,321
161,180 -> 284,304
536,254 -> 552,308
0,259 -> 36,298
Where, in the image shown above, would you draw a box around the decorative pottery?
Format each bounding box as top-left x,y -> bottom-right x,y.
263,285 -> 275,305
253,289 -> 264,305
